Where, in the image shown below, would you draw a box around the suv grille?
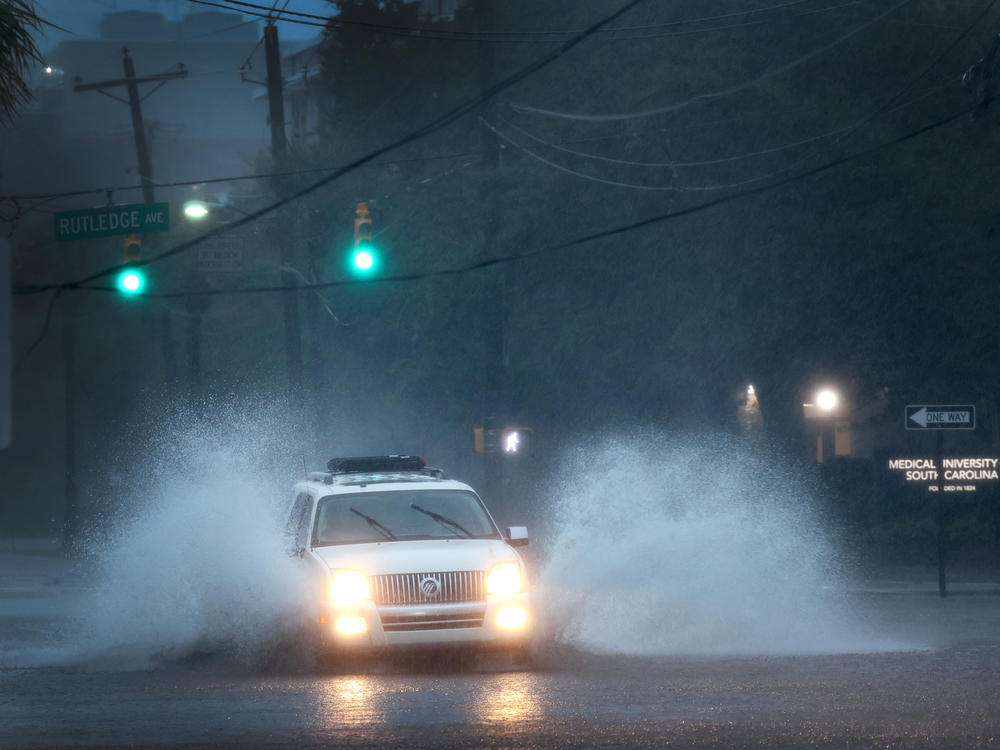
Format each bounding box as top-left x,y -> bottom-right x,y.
370,571 -> 485,605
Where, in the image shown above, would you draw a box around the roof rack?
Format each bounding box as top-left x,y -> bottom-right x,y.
307,455 -> 449,484
327,455 -> 426,474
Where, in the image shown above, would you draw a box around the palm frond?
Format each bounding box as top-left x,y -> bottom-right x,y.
0,0 -> 45,125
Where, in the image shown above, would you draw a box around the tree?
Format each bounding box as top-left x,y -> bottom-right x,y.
0,0 -> 44,125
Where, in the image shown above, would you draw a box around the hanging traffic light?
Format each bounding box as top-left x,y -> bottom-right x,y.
123,233 -> 142,262
117,233 -> 145,295
474,425 -> 534,455
349,201 -> 379,277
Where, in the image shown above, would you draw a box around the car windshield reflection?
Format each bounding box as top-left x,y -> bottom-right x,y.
313,490 -> 501,546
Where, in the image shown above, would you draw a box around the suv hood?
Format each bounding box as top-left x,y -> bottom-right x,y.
312,538 -> 517,574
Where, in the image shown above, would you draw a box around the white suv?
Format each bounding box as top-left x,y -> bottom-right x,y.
285,455 -> 532,656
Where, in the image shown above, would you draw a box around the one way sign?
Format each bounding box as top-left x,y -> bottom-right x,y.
905,405 -> 976,430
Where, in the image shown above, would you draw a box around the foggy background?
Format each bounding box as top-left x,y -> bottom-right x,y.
2,0 -> 1000,575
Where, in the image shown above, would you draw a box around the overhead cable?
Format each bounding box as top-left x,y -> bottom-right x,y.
187,0 -> 868,43
0,150 -> 483,203
504,0 -> 997,167
510,0 -> 915,121
34,0 -> 651,291
13,95 -> 992,299
497,83 -> 948,170
482,117 -> 819,192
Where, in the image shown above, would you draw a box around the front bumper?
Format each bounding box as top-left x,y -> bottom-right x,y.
317,592 -> 532,650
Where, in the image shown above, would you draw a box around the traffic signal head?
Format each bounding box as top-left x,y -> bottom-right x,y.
349,202 -> 379,277
123,233 -> 142,262
118,234 -> 146,295
353,202 -> 372,244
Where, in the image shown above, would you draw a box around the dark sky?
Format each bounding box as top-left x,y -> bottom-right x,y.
34,0 -> 330,52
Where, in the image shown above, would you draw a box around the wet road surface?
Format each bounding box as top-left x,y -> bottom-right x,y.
2,552 -> 1000,749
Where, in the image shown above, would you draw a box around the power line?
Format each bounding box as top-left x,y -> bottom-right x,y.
8,0 -> 976,207
503,0 -> 996,169
21,0 -> 648,292
498,82 -> 948,171
188,0 -> 874,43
510,0 -> 915,121
483,116 -> 820,192
13,94 -> 991,299
0,149 -> 483,203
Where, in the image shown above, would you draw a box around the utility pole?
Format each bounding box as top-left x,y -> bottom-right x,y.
478,0 -> 505,506
263,22 -> 304,406
61,297 -> 77,545
74,49 -> 188,387
264,23 -> 288,157
70,50 -> 187,541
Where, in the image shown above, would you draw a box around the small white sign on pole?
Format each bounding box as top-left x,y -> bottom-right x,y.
198,245 -> 244,273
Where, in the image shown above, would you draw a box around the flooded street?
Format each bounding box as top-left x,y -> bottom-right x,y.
3,549 -> 999,749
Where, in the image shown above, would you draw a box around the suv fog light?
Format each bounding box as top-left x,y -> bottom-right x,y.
335,616 -> 367,635
496,607 -> 528,630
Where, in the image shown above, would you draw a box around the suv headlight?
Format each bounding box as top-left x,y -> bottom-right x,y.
486,562 -> 521,597
330,570 -> 369,607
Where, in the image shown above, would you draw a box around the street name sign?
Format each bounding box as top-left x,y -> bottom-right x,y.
54,203 -> 170,241
905,405 -> 975,430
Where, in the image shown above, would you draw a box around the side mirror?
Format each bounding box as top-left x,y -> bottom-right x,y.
505,526 -> 529,547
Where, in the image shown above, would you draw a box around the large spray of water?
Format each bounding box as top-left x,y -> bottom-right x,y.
55,402 -> 311,670
534,434 -> 893,655
5,412 -> 904,671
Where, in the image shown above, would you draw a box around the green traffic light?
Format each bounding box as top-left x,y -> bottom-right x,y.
117,268 -> 145,295
349,243 -> 379,276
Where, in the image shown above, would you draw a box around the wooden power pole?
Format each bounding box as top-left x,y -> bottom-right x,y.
263,23 -> 304,404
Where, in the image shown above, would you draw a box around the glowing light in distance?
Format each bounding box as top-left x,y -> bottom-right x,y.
330,570 -> 369,607
117,270 -> 144,294
504,431 -> 520,453
335,616 -> 367,635
816,389 -> 839,411
45,66 -> 53,74
747,385 -> 755,395
496,607 -> 528,630
487,562 -> 520,597
183,200 -> 209,219
353,249 -> 374,271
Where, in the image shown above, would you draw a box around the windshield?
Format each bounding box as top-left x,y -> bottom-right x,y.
313,489 -> 500,546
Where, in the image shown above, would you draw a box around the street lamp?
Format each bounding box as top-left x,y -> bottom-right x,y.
183,200 -> 210,220
738,384 -> 763,442
816,389 -> 838,412
803,387 -> 849,461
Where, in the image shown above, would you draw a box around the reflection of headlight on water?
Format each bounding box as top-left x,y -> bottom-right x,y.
317,677 -> 382,729
330,570 -> 369,607
477,675 -> 542,724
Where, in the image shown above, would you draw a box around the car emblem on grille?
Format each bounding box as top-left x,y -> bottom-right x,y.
419,576 -> 442,599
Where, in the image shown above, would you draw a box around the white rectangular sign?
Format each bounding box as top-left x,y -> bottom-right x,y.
198,246 -> 244,273
905,405 -> 975,430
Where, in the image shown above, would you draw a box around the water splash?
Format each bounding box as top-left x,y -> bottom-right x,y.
535,433 -> 898,655
14,401 -> 315,671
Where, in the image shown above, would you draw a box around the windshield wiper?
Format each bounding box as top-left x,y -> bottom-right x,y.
409,503 -> 473,538
349,507 -> 398,541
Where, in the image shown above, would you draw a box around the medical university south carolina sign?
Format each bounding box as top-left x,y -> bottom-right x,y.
54,203 -> 170,241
